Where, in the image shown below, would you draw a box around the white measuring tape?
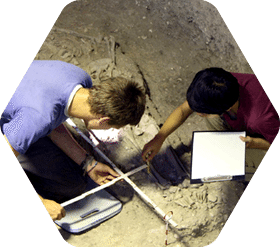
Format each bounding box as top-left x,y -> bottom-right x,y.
64,118 -> 178,227
163,211 -> 173,245
61,164 -> 147,207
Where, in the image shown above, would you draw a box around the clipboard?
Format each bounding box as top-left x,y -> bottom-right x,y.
190,131 -> 246,184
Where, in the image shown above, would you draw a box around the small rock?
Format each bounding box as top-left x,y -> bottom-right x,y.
71,57 -> 80,65
181,178 -> 190,188
173,233 -> 179,239
174,196 -> 195,208
208,194 -> 218,203
202,190 -> 207,202
133,127 -> 144,136
169,186 -> 178,194
59,49 -> 72,59
174,193 -> 183,200
190,183 -> 202,189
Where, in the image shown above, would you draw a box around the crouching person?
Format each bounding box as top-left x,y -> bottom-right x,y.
1,60 -> 146,220
142,68 -> 279,182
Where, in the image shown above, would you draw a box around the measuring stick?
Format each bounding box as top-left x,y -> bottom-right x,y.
65,119 -> 178,228
61,164 -> 147,207
164,211 -> 173,246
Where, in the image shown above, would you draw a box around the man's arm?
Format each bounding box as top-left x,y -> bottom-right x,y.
48,123 -> 88,165
239,136 -> 271,150
155,100 -> 193,141
142,100 -> 193,161
48,123 -> 119,184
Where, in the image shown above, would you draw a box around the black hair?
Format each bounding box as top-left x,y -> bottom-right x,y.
186,68 -> 239,115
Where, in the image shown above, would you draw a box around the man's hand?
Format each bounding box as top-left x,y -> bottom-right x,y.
239,136 -> 270,150
141,135 -> 165,162
239,136 -> 253,148
41,198 -> 66,221
87,162 -> 119,185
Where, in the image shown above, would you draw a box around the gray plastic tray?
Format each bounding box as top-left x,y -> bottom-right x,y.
55,188 -> 122,233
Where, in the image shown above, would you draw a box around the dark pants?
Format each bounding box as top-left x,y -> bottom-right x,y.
18,136 -> 88,203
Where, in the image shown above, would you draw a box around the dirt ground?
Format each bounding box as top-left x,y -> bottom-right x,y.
6,0 -> 259,246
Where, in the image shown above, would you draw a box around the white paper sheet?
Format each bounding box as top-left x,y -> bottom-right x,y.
191,131 -> 246,181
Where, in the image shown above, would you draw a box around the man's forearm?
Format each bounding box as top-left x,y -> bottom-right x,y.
250,137 -> 271,150
157,100 -> 193,140
48,123 -> 88,165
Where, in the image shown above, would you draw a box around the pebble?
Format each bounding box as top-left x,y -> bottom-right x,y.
133,127 -> 144,136
59,49 -> 72,59
190,183 -> 202,188
173,233 -> 179,239
181,178 -> 190,188
174,196 -> 195,208
208,194 -> 218,203
169,186 -> 178,194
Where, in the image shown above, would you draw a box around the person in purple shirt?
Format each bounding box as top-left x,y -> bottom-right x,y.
142,68 -> 279,182
1,60 -> 146,221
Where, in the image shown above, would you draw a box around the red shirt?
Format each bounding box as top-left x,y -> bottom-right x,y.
223,73 -> 279,144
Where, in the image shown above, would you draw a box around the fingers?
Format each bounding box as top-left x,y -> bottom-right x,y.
101,173 -> 121,184
52,205 -> 65,221
96,176 -> 115,185
88,162 -> 121,185
61,207 -> 66,218
239,136 -> 251,143
56,207 -> 66,221
142,146 -> 153,161
43,199 -> 66,221
108,168 -> 120,177
106,174 -> 119,181
96,163 -> 119,177
143,150 -> 155,162
239,136 -> 252,148
142,137 -> 162,161
99,178 -> 112,185
239,136 -> 246,142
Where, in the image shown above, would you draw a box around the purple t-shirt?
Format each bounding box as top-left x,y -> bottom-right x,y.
223,73 -> 279,144
1,60 -> 92,154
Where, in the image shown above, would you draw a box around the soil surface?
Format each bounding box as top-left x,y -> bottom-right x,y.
34,0 -> 254,246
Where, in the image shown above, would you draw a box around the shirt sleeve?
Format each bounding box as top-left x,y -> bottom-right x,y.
254,113 -> 280,144
2,107 -> 51,154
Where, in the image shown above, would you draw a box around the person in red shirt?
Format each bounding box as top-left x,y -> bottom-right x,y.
142,68 -> 280,181
222,73 -> 278,144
